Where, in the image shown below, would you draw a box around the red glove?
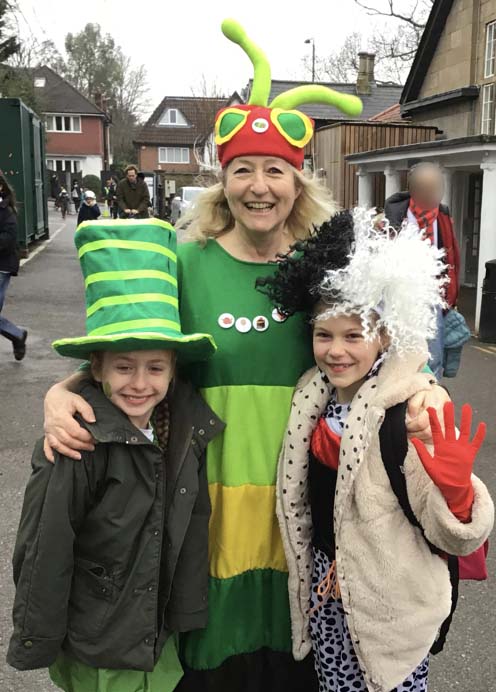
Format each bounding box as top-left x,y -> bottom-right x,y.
411,402 -> 486,522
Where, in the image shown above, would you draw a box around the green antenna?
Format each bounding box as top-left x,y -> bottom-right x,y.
270,85 -> 363,118
221,19 -> 271,107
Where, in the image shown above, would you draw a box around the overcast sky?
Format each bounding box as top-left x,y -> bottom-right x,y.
16,0 -> 408,117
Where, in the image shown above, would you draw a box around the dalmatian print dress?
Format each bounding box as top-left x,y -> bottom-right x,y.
309,385 -> 430,692
310,547 -> 429,692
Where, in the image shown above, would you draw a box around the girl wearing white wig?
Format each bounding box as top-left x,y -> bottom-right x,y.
257,209 -> 494,692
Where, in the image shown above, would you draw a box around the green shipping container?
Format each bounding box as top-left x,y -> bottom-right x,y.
0,98 -> 49,250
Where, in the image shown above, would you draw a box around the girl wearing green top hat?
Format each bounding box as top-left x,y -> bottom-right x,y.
40,21 -> 451,692
7,218 -> 224,692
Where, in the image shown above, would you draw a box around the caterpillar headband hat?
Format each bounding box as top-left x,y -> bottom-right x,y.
215,19 -> 363,169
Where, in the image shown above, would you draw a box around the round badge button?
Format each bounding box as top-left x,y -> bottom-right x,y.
235,317 -> 252,333
218,313 -> 235,329
252,117 -> 269,134
253,315 -> 269,332
272,308 -> 287,323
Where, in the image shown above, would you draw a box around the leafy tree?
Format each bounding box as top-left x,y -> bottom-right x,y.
0,0 -> 18,63
0,0 -> 40,111
63,23 -> 149,165
64,24 -> 119,99
82,174 -> 102,198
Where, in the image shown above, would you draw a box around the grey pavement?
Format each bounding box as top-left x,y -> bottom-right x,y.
0,210 -> 495,691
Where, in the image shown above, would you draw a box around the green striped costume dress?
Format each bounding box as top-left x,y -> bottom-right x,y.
177,240 -> 317,690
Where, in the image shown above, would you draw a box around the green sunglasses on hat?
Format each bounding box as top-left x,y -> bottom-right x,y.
52,218 -> 216,362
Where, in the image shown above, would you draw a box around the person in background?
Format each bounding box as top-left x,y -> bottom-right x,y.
384,162 -> 460,380
77,190 -> 101,226
116,165 -> 150,219
58,187 -> 70,219
0,173 -> 27,361
104,177 -> 118,219
71,181 -> 81,214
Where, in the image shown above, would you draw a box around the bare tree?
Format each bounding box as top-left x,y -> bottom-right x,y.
111,55 -> 150,165
189,75 -> 228,176
354,0 -> 434,65
304,0 -> 434,85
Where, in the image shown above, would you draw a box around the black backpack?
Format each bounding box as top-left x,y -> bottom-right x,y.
379,401 -> 459,655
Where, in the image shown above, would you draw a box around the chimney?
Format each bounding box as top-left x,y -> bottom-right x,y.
366,53 -> 376,85
356,52 -> 371,96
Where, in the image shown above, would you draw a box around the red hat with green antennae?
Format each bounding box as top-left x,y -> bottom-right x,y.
215,19 -> 363,169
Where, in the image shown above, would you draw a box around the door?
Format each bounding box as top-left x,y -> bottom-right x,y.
465,173 -> 482,286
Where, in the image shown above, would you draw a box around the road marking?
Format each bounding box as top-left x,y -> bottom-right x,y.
20,221 -> 66,267
472,345 -> 496,356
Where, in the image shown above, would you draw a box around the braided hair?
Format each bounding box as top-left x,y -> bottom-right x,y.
256,210 -> 355,317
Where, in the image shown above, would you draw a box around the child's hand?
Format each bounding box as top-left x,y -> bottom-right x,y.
406,385 -> 450,442
411,403 -> 486,521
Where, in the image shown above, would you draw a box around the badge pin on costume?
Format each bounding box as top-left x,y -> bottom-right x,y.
272,308 -> 287,323
218,313 -> 235,329
235,317 -> 252,333
253,315 -> 269,331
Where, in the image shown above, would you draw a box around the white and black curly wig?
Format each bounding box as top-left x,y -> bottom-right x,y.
257,208 -> 448,359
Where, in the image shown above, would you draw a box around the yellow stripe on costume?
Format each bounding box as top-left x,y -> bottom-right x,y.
208,483 -> 287,579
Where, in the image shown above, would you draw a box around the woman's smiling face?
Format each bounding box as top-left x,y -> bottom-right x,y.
223,155 -> 301,236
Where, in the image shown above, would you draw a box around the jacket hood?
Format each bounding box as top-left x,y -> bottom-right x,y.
77,380 -> 149,445
385,191 -> 410,206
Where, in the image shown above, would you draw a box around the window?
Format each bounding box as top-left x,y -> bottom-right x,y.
158,108 -> 188,127
46,158 -> 82,173
34,77 -> 46,88
485,21 -> 496,78
158,147 -> 190,164
46,115 -> 82,132
481,84 -> 495,134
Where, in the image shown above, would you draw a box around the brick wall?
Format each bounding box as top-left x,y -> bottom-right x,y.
46,116 -> 104,156
138,145 -> 200,174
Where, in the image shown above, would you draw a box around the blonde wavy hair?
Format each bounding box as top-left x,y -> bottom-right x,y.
178,167 -> 337,244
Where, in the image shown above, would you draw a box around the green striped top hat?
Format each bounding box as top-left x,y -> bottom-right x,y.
52,218 -> 216,361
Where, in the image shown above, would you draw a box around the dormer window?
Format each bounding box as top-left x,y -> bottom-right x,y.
159,108 -> 188,127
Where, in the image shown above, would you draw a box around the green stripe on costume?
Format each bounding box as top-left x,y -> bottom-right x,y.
203,385 -> 294,486
78,239 -> 177,262
87,293 -> 178,317
85,270 -> 177,288
76,217 -> 175,235
181,569 -> 292,670
89,318 -> 181,336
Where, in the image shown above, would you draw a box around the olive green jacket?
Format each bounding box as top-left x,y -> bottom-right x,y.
7,379 -> 224,672
116,178 -> 150,217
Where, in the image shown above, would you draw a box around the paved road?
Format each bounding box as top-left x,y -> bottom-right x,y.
0,212 -> 494,691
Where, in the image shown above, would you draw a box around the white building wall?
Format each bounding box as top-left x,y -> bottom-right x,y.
82,155 -> 104,178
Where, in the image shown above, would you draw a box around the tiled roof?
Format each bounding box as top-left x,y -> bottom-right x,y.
134,95 -> 231,146
369,103 -> 402,122
33,66 -> 105,116
256,79 -> 403,122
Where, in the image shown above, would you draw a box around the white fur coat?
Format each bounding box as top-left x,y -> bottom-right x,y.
277,352 -> 494,692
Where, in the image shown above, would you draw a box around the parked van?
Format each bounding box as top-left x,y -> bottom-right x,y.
170,186 -> 203,224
